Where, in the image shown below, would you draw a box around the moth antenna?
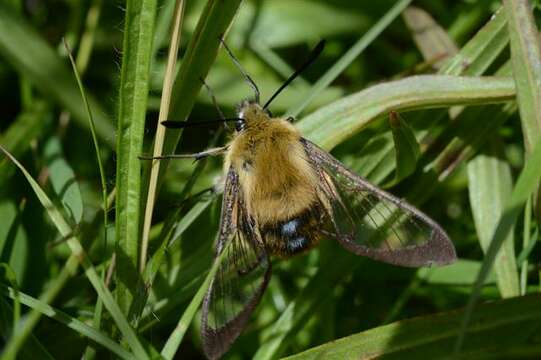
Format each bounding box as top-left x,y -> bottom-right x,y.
263,39 -> 326,110
220,37 -> 261,104
161,118 -> 242,129
200,77 -> 226,120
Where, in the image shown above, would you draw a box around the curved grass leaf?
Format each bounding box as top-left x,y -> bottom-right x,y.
0,285 -> 134,360
283,294 -> 541,360
297,75 -> 515,150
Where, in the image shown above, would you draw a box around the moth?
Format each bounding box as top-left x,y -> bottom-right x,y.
154,40 -> 457,360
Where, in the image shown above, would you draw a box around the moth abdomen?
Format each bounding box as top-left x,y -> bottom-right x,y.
262,202 -> 326,257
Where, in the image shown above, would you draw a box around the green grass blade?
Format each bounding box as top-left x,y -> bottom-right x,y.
43,137 -> 84,225
158,0 -> 242,181
467,151 -> 519,298
64,36 -> 110,359
442,7 -> 508,76
160,243 -> 223,359
0,285 -> 134,360
114,0 -> 157,316
1,252 -> 79,360
503,0 -> 541,152
297,75 -> 515,150
0,101 -> 49,189
64,40 -> 108,231
0,5 -> 115,147
282,295 -> 541,360
455,138 -> 541,353
0,297 -> 54,360
389,112 -> 420,183
520,197 -> 532,295
287,0 -> 413,117
0,145 -> 150,359
402,5 -> 458,69
141,0 -> 186,274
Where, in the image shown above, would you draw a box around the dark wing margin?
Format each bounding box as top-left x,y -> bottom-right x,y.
201,168 -> 271,360
302,139 -> 456,267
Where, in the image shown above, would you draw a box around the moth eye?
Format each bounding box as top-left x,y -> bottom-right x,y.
235,119 -> 246,132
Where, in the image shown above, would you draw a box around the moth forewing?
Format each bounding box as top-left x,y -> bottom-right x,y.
302,138 -> 456,267
202,168 -> 271,360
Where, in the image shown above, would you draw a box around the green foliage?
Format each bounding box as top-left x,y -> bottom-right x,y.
0,1 -> 540,359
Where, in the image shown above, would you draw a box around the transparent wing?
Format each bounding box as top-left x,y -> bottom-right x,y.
201,168 -> 271,360
303,139 -> 456,267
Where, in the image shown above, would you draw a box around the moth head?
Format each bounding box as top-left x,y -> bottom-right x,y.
236,100 -> 272,131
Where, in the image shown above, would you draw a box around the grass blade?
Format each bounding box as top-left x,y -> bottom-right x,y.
160,244 -> 224,359
140,0 -> 186,273
0,285 -> 134,360
287,0 -> 413,117
0,145 -> 150,359
455,138 -> 541,353
467,151 -> 519,298
157,0 -> 242,183
297,75 -> 515,150
283,295 -> 541,360
64,36 -> 110,359
403,6 -> 458,69
389,111 -> 420,183
503,0 -> 541,152
43,137 -> 83,225
114,0 -> 157,315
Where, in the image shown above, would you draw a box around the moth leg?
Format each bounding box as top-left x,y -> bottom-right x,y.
139,146 -> 228,161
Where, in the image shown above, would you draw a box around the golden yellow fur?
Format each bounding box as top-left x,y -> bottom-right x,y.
224,103 -> 319,225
